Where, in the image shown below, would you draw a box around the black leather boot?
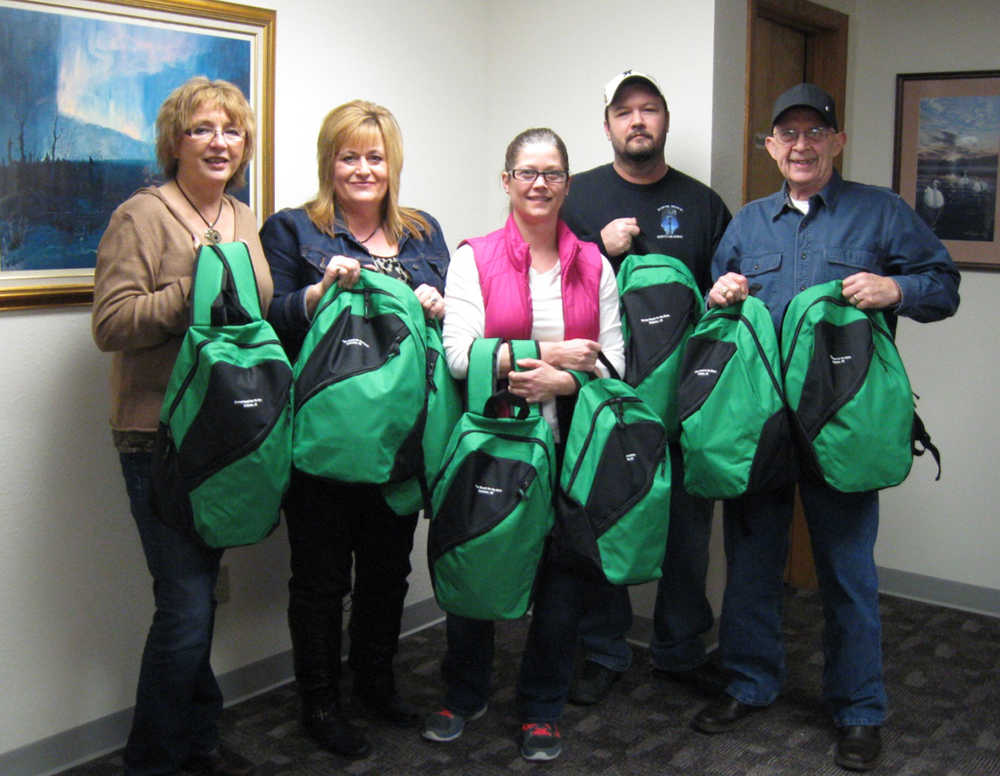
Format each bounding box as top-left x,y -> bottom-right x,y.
300,697 -> 370,759
351,647 -> 420,728
288,603 -> 371,757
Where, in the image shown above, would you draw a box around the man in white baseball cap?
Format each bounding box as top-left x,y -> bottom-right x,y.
561,69 -> 731,707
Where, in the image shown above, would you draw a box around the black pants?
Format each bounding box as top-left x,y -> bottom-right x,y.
285,469 -> 418,702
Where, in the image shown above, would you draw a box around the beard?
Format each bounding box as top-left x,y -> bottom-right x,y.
623,144 -> 661,164
616,131 -> 666,165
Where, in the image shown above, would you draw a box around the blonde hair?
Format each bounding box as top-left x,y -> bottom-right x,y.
155,76 -> 255,189
305,100 -> 430,244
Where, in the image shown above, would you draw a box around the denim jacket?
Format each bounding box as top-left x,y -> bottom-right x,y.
712,170 -> 960,331
260,206 -> 449,358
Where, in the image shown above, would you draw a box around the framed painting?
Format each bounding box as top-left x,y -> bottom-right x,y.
893,70 -> 1000,271
0,0 -> 275,310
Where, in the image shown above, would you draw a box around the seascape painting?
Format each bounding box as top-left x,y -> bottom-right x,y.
915,95 -> 999,243
0,2 -> 251,274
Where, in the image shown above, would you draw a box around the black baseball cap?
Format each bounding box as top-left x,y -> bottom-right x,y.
771,83 -> 838,130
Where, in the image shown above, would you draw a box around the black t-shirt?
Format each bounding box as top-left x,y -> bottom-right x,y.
562,163 -> 731,293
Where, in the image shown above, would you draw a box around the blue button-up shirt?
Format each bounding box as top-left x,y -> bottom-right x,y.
712,170 -> 960,331
260,206 -> 449,358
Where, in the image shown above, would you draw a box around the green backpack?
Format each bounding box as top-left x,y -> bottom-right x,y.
428,338 -> 556,620
677,295 -> 796,499
555,354 -> 671,585
617,254 -> 703,440
152,242 -> 292,548
292,269 -> 428,484
781,279 -> 939,492
382,318 -> 463,515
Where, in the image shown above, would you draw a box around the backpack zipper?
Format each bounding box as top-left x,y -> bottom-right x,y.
564,395 -> 642,490
166,336 -> 284,420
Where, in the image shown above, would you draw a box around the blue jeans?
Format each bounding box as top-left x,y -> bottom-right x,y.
441,559 -> 583,723
578,445 -> 714,672
719,478 -> 886,726
120,453 -> 223,776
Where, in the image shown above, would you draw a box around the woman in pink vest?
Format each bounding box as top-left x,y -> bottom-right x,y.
425,128 -> 625,761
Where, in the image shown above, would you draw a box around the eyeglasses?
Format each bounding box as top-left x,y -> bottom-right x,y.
508,168 -> 569,184
772,126 -> 833,145
184,125 -> 245,143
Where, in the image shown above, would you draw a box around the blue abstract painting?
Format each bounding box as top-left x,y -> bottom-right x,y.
0,2 -> 251,272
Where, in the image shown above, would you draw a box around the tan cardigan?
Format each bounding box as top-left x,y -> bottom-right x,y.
92,187 -> 273,440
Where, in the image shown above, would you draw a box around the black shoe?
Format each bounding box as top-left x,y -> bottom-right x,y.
835,725 -> 882,771
354,686 -> 421,728
653,659 -> 729,696
568,661 -> 621,706
182,746 -> 255,776
691,695 -> 762,734
302,701 -> 371,759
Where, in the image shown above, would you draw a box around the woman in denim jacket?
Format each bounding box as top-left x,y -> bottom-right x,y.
260,100 -> 449,759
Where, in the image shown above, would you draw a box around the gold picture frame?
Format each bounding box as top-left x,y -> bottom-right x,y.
0,0 -> 276,310
893,70 -> 1000,271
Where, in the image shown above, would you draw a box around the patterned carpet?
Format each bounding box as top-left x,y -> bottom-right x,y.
59,589 -> 1000,775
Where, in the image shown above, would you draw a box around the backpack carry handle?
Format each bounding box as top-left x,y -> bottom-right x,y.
504,339 -> 543,418
467,338 -> 543,418
596,351 -> 622,382
190,242 -> 262,326
467,337 -> 503,414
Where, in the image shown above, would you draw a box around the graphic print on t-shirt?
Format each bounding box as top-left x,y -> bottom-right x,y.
657,204 -> 684,240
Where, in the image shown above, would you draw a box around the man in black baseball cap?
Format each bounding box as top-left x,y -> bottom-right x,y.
690,83 -> 960,773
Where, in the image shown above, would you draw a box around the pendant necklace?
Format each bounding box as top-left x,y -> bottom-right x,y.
176,180 -> 224,244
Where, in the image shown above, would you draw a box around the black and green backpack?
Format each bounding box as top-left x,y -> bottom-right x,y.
677,295 -> 796,499
780,279 -> 939,492
382,317 -> 463,515
152,241 -> 292,548
616,254 -> 703,439
291,269 -> 428,485
555,354 -> 671,585
428,338 -> 556,620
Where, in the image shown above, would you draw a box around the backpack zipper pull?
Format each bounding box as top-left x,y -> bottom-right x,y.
613,398 -> 626,426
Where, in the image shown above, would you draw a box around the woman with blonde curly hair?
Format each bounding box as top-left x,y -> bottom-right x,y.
93,76 -> 265,776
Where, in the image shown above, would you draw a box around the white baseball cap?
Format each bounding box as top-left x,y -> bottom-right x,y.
603,69 -> 666,107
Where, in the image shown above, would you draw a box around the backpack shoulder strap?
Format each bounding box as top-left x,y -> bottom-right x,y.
191,241 -> 261,326
911,410 -> 942,481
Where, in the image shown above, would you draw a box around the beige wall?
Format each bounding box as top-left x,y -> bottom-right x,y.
845,0 -> 1000,591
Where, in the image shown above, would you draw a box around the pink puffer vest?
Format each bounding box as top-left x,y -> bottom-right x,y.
461,214 -> 602,340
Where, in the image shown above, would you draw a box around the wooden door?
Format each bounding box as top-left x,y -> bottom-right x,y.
743,0 -> 849,205
743,0 -> 849,589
